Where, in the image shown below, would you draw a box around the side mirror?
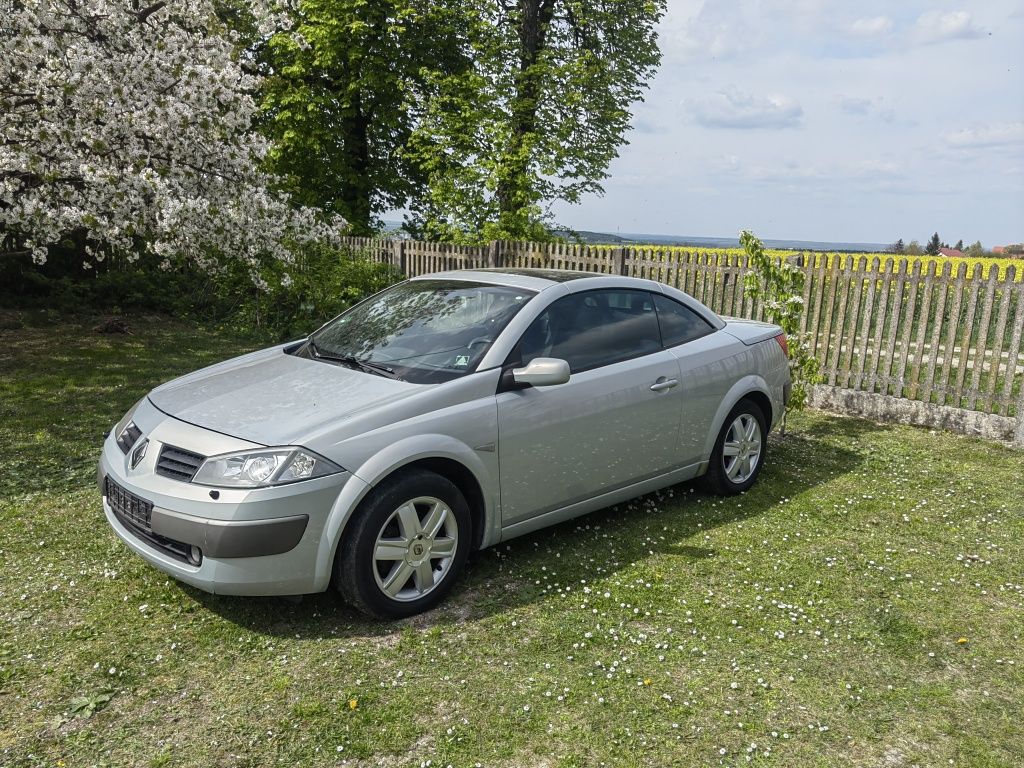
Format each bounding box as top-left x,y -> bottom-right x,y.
512,357 -> 571,387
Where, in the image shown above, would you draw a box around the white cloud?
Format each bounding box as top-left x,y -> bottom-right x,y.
658,1 -> 744,62
838,96 -> 896,123
715,155 -> 901,185
691,88 -> 804,129
913,11 -> 986,44
849,16 -> 893,38
944,122 -> 1024,149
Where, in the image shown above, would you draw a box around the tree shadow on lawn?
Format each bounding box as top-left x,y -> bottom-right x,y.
190,413 -> 866,640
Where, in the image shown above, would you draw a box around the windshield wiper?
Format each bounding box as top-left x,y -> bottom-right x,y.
307,339 -> 404,380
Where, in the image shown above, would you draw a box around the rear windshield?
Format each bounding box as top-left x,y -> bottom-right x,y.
310,280 -> 536,384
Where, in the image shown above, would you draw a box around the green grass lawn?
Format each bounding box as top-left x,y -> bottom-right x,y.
1,318 -> 1022,767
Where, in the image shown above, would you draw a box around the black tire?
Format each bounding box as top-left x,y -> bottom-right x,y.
700,399 -> 768,496
334,469 -> 471,619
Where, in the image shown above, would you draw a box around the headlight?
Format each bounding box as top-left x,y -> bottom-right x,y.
113,397 -> 145,440
113,398 -> 146,454
191,447 -> 343,488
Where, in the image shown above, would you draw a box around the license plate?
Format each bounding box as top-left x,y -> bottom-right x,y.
105,476 -> 153,531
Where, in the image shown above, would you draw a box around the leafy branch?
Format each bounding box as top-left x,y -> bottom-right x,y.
740,230 -> 821,422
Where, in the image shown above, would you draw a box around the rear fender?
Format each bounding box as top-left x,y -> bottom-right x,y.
702,376 -> 775,461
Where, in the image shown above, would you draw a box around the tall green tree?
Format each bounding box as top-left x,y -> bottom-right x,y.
926,232 -> 942,255
258,1 -> 468,234
965,241 -> 986,258
407,0 -> 666,243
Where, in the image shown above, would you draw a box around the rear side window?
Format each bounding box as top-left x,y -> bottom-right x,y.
653,294 -> 714,347
514,289 -> 662,373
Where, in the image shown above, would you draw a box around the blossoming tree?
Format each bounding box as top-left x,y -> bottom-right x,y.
0,0 -> 346,273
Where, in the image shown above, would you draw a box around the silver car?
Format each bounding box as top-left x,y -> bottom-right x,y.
98,269 -> 790,617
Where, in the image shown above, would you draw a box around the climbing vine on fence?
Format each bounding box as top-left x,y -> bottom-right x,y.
740,230 -> 822,417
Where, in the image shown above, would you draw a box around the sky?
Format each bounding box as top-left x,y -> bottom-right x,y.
551,0 -> 1024,247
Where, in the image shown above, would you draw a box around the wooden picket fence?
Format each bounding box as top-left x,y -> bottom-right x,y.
340,236 -> 1024,441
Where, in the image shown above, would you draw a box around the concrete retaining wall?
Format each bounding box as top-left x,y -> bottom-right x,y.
808,384 -> 1023,447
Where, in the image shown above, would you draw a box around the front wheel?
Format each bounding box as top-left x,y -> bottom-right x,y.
700,399 -> 767,495
334,469 -> 471,619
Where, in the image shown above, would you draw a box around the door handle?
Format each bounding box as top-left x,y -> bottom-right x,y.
650,378 -> 679,392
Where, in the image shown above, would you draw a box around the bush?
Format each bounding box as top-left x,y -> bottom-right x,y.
0,244 -> 209,317
213,244 -> 402,341
0,240 -> 402,341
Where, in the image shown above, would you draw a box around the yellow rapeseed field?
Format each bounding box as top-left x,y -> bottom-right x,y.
621,245 -> 1024,282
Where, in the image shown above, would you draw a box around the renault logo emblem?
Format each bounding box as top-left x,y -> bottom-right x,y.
130,438 -> 149,470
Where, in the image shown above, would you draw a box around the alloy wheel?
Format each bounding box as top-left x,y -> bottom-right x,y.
372,496 -> 459,602
722,413 -> 762,484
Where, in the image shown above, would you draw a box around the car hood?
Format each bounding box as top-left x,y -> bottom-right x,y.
148,345 -> 422,446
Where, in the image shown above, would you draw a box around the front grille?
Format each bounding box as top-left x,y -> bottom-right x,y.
104,476 -> 153,531
116,422 -> 143,454
155,445 -> 205,482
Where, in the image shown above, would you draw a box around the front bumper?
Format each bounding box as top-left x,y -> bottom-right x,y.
98,398 -> 351,595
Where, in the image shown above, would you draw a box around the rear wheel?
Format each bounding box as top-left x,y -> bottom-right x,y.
701,399 -> 767,495
335,469 -> 471,619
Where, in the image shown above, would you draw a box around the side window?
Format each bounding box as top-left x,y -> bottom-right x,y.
653,294 -> 714,347
515,289 -> 662,373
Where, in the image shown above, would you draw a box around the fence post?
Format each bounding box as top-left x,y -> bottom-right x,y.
1015,379 -> 1024,447
488,240 -> 500,268
392,239 -> 406,276
612,247 -> 626,276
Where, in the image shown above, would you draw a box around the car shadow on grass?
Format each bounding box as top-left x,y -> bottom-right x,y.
188,413 -> 865,640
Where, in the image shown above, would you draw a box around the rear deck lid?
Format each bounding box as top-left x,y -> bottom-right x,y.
720,317 -> 783,346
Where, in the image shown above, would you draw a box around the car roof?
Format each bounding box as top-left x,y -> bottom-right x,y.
472,267 -> 595,283
415,268 -> 631,292
409,268 -> 723,326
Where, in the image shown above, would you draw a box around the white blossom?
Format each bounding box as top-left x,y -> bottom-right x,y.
0,0 -> 345,271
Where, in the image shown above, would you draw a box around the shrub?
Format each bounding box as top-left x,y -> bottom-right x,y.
0,241 -> 401,342
740,230 -> 822,420
214,244 -> 402,341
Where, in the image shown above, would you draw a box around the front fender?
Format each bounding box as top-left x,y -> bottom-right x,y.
702,375 -> 774,461
310,434 -> 497,592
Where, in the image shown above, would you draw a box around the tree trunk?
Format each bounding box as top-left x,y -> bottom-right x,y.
339,89 -> 373,236
496,0 -> 556,230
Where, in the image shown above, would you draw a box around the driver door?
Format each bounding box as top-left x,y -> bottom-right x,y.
495,289 -> 683,525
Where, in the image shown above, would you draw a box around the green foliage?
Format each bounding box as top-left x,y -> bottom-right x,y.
965,240 -> 986,258
258,0 -> 469,235
214,244 -> 402,341
740,230 -> 821,416
406,0 -> 666,243
0,245 -> 217,318
68,689 -> 114,719
0,241 -> 400,342
905,239 -> 924,256
926,232 -> 942,256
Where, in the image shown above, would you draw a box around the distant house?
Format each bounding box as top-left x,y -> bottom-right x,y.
993,244 -> 1024,256
991,244 -> 1024,257
938,247 -> 964,258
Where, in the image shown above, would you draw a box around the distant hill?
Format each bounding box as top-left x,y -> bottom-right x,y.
381,220 -> 890,253
550,229 -> 633,244
559,229 -> 890,253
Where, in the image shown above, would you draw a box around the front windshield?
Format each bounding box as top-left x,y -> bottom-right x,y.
310,280 -> 536,384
